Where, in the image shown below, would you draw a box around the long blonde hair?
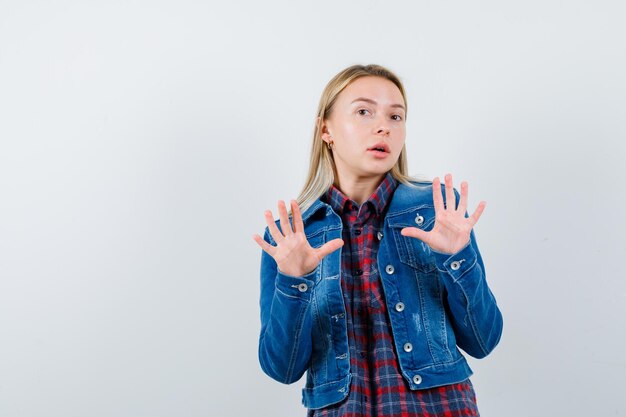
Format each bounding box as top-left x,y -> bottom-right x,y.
295,64 -> 427,214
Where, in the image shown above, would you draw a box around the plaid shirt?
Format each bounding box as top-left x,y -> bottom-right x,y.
309,171 -> 479,417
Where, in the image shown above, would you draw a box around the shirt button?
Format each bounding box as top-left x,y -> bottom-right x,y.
354,229 -> 362,236
297,283 -> 308,292
415,214 -> 424,226
450,261 -> 461,271
413,374 -> 422,385
403,342 -> 413,352
354,269 -> 363,276
395,302 -> 405,312
377,231 -> 383,240
385,265 -> 394,274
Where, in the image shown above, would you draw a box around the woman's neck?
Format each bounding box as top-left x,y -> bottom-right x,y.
334,171 -> 385,206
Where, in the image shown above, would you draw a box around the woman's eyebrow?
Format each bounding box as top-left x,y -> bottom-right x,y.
350,97 -> 405,111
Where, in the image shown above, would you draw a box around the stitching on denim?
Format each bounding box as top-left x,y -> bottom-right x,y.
409,354 -> 467,373
386,204 -> 435,219
310,294 -> 324,382
305,228 -> 326,239
455,264 -> 488,356
393,229 -> 436,273
276,287 -> 302,300
453,257 -> 477,282
412,267 -> 439,362
285,300 -> 309,383
437,278 -> 453,360
302,375 -> 349,389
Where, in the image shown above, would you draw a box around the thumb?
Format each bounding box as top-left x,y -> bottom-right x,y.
316,238 -> 344,259
401,227 -> 428,242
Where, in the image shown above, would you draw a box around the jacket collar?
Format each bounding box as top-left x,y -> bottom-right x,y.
321,171 -> 397,218
301,199 -> 331,224
301,176 -> 433,225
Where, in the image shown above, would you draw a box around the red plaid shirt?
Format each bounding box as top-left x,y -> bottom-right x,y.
309,172 -> 479,417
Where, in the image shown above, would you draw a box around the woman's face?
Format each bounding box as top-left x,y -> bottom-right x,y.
320,76 -> 406,181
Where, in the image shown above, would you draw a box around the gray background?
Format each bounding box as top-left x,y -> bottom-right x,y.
1,0 -> 625,416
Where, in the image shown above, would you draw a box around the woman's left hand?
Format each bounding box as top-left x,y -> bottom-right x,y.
400,173 -> 486,255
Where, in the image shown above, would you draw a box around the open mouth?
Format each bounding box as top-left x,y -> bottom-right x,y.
367,143 -> 390,153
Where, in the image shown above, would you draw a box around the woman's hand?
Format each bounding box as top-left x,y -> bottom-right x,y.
252,199 -> 344,277
400,174 -> 486,255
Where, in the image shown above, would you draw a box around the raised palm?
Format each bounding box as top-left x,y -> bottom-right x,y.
253,199 -> 344,277
401,174 -> 486,255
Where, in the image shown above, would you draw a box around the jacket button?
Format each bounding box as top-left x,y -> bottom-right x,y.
354,229 -> 362,236
395,302 -> 405,312
413,374 -> 422,385
354,269 -> 363,276
450,261 -> 461,271
385,265 -> 394,274
298,283 -> 308,292
403,342 -> 413,352
415,215 -> 424,226
377,231 -> 383,240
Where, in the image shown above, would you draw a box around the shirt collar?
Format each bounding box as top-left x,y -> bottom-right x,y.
322,171 -> 398,217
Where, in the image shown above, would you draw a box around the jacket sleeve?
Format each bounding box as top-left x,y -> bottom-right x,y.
258,226 -> 316,384
430,187 -> 503,359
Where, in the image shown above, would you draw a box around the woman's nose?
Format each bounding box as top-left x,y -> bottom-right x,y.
375,121 -> 391,135
370,113 -> 391,135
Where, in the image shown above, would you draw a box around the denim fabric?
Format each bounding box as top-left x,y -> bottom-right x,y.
258,180 -> 503,410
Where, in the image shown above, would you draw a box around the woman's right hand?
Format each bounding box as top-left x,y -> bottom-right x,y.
252,199 -> 344,277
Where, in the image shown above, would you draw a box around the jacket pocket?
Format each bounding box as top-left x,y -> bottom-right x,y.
387,205 -> 437,273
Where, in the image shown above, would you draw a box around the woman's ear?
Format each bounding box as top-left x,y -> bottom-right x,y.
317,117 -> 332,144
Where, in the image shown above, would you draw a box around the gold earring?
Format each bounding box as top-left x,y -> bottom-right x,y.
327,136 -> 334,150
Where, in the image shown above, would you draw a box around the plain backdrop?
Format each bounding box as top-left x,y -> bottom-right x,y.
1,1 -> 625,416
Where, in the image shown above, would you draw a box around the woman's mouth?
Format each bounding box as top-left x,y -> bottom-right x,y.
367,149 -> 389,158
367,143 -> 390,158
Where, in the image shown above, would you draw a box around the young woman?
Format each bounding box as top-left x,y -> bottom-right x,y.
252,64 -> 503,416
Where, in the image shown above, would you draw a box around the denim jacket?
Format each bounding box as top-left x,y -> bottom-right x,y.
258,180 -> 503,410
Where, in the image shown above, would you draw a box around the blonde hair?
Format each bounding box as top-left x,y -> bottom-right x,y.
295,64 -> 428,214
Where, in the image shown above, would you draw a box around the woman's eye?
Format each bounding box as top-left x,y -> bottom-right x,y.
392,114 -> 403,121
357,109 -> 370,116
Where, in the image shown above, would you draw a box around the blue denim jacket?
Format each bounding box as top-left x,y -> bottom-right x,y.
258,180 -> 503,410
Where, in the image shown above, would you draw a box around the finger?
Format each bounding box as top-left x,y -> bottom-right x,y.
469,201 -> 486,226
264,210 -> 284,243
252,233 -> 276,256
291,199 -> 305,234
400,226 -> 428,243
316,238 -> 344,260
444,173 -> 456,210
277,200 -> 293,236
432,176 -> 445,212
457,181 -> 468,215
